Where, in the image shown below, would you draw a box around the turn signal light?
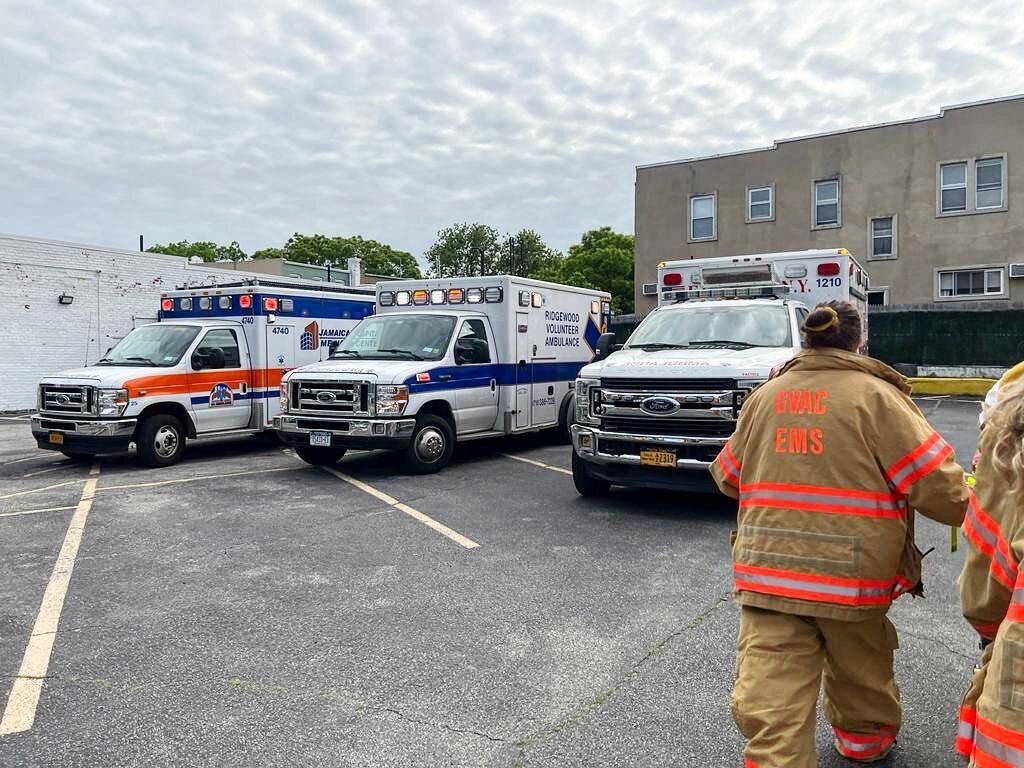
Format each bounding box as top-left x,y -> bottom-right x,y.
817,263 -> 840,276
663,272 -> 683,286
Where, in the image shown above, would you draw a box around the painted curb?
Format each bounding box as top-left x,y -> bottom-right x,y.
909,378 -> 995,396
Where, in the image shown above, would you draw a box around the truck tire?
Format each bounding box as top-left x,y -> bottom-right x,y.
555,397 -> 574,445
295,446 -> 348,466
136,414 -> 186,468
572,450 -> 610,497
403,415 -> 455,474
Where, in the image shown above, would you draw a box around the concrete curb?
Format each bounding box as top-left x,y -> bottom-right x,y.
909,378 -> 995,396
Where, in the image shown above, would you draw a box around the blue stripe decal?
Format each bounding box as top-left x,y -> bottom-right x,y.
161,293 -> 374,321
189,389 -> 278,405
584,316 -> 602,351
404,361 -> 585,393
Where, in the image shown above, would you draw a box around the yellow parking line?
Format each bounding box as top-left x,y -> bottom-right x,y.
321,466 -> 480,550
0,505 -> 78,519
0,480 -> 86,501
499,452 -> 573,476
0,463 -> 100,735
97,466 -> 294,492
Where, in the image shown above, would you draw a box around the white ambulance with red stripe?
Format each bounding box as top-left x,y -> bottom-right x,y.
30,279 -> 375,467
570,248 -> 869,495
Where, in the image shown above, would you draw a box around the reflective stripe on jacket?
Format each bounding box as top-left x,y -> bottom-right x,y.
711,348 -> 968,621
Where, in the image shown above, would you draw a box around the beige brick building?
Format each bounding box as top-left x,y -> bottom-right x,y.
634,95 -> 1024,315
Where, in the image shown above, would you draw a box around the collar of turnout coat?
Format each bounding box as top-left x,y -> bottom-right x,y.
774,348 -> 912,395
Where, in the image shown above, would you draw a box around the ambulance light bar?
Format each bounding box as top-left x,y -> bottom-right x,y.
378,286 -> 504,307
702,264 -> 774,286
668,284 -> 790,302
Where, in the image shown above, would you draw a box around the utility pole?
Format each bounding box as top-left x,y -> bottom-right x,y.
139,235 -> 144,252
508,237 -> 515,275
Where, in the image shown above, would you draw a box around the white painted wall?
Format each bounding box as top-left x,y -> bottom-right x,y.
0,233 -> 288,411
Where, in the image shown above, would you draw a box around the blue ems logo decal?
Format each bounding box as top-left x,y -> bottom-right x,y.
209,383 -> 233,407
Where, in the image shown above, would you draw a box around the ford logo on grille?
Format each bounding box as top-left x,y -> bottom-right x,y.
640,396 -> 680,416
316,391 -> 337,404
55,394 -> 71,406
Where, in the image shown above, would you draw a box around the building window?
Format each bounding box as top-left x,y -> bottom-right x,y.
813,179 -> 840,228
939,162 -> 968,213
936,266 -> 1006,300
746,185 -> 773,222
689,193 -> 716,241
868,215 -> 896,260
937,155 -> 1007,216
867,288 -> 889,307
976,157 -> 1004,210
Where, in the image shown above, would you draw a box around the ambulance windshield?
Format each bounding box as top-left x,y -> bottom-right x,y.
627,305 -> 791,349
96,325 -> 201,367
334,314 -> 456,361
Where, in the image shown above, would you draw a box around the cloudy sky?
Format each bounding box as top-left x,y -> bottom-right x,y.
1,0 -> 1022,259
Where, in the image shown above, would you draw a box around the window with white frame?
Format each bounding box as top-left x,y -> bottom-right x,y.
869,216 -> 895,259
689,194 -> 716,241
937,267 -> 1005,299
867,288 -> 889,307
939,162 -> 968,213
976,157 -> 1004,209
813,179 -> 840,227
747,185 -> 773,222
937,156 -> 1007,215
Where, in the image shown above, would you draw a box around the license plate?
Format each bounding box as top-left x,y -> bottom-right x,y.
640,448 -> 676,468
48,432 -> 65,445
309,431 -> 332,447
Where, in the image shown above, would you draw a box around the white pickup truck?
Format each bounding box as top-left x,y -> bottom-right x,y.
570,249 -> 868,495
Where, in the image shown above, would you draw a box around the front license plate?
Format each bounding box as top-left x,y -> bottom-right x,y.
309,431 -> 332,447
48,432 -> 65,445
640,448 -> 676,468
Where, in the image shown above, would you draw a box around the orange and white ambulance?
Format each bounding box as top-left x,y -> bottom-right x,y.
30,279 -> 374,466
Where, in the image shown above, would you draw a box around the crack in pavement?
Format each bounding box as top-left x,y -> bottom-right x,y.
512,586 -> 733,766
900,629 -> 977,662
372,706 -> 508,744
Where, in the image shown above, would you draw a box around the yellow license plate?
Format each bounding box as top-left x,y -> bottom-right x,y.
640,448 -> 676,467
48,432 -> 65,445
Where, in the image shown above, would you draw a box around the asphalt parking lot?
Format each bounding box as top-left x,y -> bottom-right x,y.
0,397 -> 985,767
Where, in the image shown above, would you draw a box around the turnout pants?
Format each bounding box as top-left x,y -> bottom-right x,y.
733,606 -> 902,768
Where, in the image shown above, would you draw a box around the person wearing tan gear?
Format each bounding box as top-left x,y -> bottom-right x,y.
955,380 -> 1024,767
711,301 -> 969,768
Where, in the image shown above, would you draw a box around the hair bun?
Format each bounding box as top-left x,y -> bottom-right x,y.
804,306 -> 839,333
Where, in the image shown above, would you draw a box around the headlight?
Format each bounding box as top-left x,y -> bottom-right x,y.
95,388 -> 129,417
279,380 -> 289,412
575,378 -> 600,425
376,385 -> 409,416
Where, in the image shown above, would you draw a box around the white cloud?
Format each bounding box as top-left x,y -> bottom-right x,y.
0,0 -> 1021,257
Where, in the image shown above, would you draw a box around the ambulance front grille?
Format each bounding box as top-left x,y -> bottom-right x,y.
39,385 -> 93,415
599,377 -> 736,393
291,380 -> 370,416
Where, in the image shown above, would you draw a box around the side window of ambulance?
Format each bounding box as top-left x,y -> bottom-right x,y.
455,320 -> 491,364
193,329 -> 241,370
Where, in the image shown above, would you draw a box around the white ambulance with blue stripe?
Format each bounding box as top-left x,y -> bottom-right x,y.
274,275 -> 611,473
31,279 -> 374,467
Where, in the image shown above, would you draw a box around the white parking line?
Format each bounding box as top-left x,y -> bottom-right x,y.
22,465 -> 67,479
321,466 -> 480,550
0,463 -> 100,735
0,454 -> 48,468
0,480 -> 86,501
0,505 -> 78,520
97,465 -> 294,492
499,452 -> 573,476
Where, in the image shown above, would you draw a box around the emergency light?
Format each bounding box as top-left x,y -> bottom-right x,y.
219,296 -> 232,309
280,299 -> 293,312
818,263 -> 841,276
395,291 -> 411,306
238,294 -> 252,309
448,288 -> 464,304
484,287 -> 503,303
263,297 -> 278,311
180,298 -> 192,310
662,272 -> 682,286
430,289 -> 446,304
412,290 -> 429,305
161,299 -> 173,311
466,288 -> 483,304
378,291 -> 395,306
199,297 -> 212,310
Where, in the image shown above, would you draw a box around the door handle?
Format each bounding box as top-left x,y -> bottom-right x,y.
490,379 -> 496,391
439,374 -> 452,381
240,382 -> 247,394
518,359 -> 526,367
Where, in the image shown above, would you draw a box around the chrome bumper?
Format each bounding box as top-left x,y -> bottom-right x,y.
31,415 -> 137,438
273,415 -> 416,440
570,423 -> 729,470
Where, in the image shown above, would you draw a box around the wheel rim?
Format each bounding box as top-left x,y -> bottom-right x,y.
153,425 -> 179,458
414,427 -> 446,463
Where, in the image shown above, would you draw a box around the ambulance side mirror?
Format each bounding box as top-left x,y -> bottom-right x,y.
594,333 -> 622,362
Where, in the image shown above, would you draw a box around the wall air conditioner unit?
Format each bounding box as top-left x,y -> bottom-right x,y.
1009,263 -> 1024,279
642,282 -> 657,295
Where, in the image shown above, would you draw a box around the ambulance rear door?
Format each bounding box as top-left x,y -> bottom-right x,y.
265,321 -> 297,424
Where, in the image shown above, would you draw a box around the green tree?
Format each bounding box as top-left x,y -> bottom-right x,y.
148,240 -> 247,262
499,229 -> 563,277
537,227 -> 634,314
425,223 -> 503,277
263,233 -> 420,278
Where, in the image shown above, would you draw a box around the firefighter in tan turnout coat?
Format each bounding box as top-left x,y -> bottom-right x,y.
956,380 -> 1024,767
711,302 -> 969,768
